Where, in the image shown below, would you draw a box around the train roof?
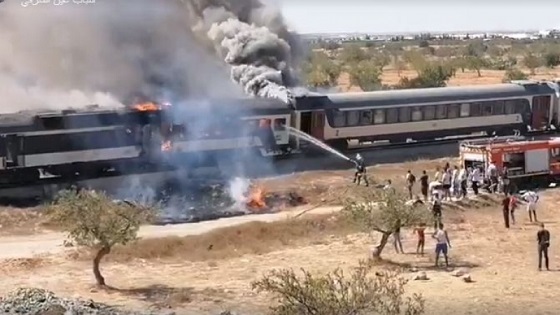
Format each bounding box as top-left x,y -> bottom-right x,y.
0,97 -> 290,132
172,97 -> 291,116
318,83 -> 557,109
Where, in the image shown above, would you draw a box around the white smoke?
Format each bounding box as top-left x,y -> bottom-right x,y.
227,177 -> 251,209
0,0 -> 301,114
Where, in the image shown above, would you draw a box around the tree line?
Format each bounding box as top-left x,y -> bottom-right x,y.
302,40 -> 560,91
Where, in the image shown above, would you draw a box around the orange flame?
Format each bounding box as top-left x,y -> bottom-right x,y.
161,140 -> 172,152
132,102 -> 161,112
246,185 -> 267,211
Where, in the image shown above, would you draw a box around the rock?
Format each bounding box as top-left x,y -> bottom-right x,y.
463,274 -> 473,283
413,271 -> 429,281
0,287 -> 161,315
409,267 -> 419,272
452,268 -> 469,277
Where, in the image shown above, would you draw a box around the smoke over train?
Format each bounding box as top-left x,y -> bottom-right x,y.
0,0 -> 301,113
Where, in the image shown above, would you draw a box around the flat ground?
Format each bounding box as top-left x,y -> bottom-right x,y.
1,158 -> 560,315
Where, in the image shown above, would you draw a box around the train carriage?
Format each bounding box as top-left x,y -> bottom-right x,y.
297,81 -> 558,150
0,98 -> 292,187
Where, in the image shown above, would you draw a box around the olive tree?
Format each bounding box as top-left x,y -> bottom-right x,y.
348,60 -> 382,91
47,189 -> 154,286
502,68 -> 529,82
523,53 -> 541,75
343,189 -> 431,259
305,51 -> 341,88
252,260 -> 425,315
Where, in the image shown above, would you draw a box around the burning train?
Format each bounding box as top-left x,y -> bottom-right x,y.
1,79 -> 560,188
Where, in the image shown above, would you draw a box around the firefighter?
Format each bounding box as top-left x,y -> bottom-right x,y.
352,154 -> 369,186
258,119 -> 277,153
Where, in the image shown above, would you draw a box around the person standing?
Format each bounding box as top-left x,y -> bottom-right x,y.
433,223 -> 452,268
523,190 -> 539,223
509,194 -> 518,225
432,198 -> 443,230
441,169 -> 452,201
352,154 -> 369,187
434,167 -> 442,182
502,194 -> 510,228
470,167 -> 481,195
451,166 -> 459,198
405,170 -> 416,199
420,170 -> 429,201
458,165 -> 468,199
487,161 -> 498,194
413,223 -> 426,255
537,223 -> 551,271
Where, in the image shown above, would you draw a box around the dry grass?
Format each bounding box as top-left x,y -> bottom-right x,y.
69,213 -> 360,263
0,257 -> 49,273
0,207 -> 48,235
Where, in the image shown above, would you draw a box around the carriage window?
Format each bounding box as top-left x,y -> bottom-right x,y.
399,107 -> 411,122
386,108 -> 399,123
373,109 -> 385,124
470,103 -> 481,116
359,110 -> 373,125
493,101 -> 505,115
460,103 -> 470,117
346,111 -> 360,127
516,99 -> 529,113
482,102 -> 493,116
423,105 -> 435,120
505,100 -> 516,114
436,104 -> 447,119
411,106 -> 423,121
274,118 -> 286,130
333,111 -> 346,127
448,104 -> 460,119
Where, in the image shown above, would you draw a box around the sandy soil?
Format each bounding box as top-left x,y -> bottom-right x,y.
2,157 -> 560,314
337,67 -> 560,92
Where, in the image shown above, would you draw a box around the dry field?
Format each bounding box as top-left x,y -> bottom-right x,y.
2,157 -> 560,314
337,67 -> 560,92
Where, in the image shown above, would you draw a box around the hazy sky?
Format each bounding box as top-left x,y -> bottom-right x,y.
278,1 -> 560,34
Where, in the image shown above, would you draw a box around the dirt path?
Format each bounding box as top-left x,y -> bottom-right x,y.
0,205 -> 341,260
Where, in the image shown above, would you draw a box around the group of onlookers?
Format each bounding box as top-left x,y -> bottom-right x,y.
351,156 -> 551,271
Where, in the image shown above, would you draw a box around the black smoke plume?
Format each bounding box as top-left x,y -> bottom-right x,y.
0,0 -> 301,113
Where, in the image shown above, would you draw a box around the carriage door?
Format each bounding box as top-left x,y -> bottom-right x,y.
531,95 -> 551,130
310,111 -> 325,140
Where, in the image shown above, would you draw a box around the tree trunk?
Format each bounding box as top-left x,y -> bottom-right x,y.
476,69 -> 481,77
93,246 -> 111,286
372,233 -> 390,260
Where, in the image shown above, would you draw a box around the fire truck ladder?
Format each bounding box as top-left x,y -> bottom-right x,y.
459,132 -> 525,148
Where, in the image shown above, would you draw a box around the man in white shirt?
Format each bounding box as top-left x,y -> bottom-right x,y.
522,190 -> 539,222
441,170 -> 452,201
451,166 -> 460,198
470,167 -> 481,195
433,222 -> 452,268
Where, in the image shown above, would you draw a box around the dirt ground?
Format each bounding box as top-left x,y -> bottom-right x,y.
2,157 -> 560,315
337,67 -> 560,92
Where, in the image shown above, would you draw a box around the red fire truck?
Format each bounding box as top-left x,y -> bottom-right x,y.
459,136 -> 560,189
